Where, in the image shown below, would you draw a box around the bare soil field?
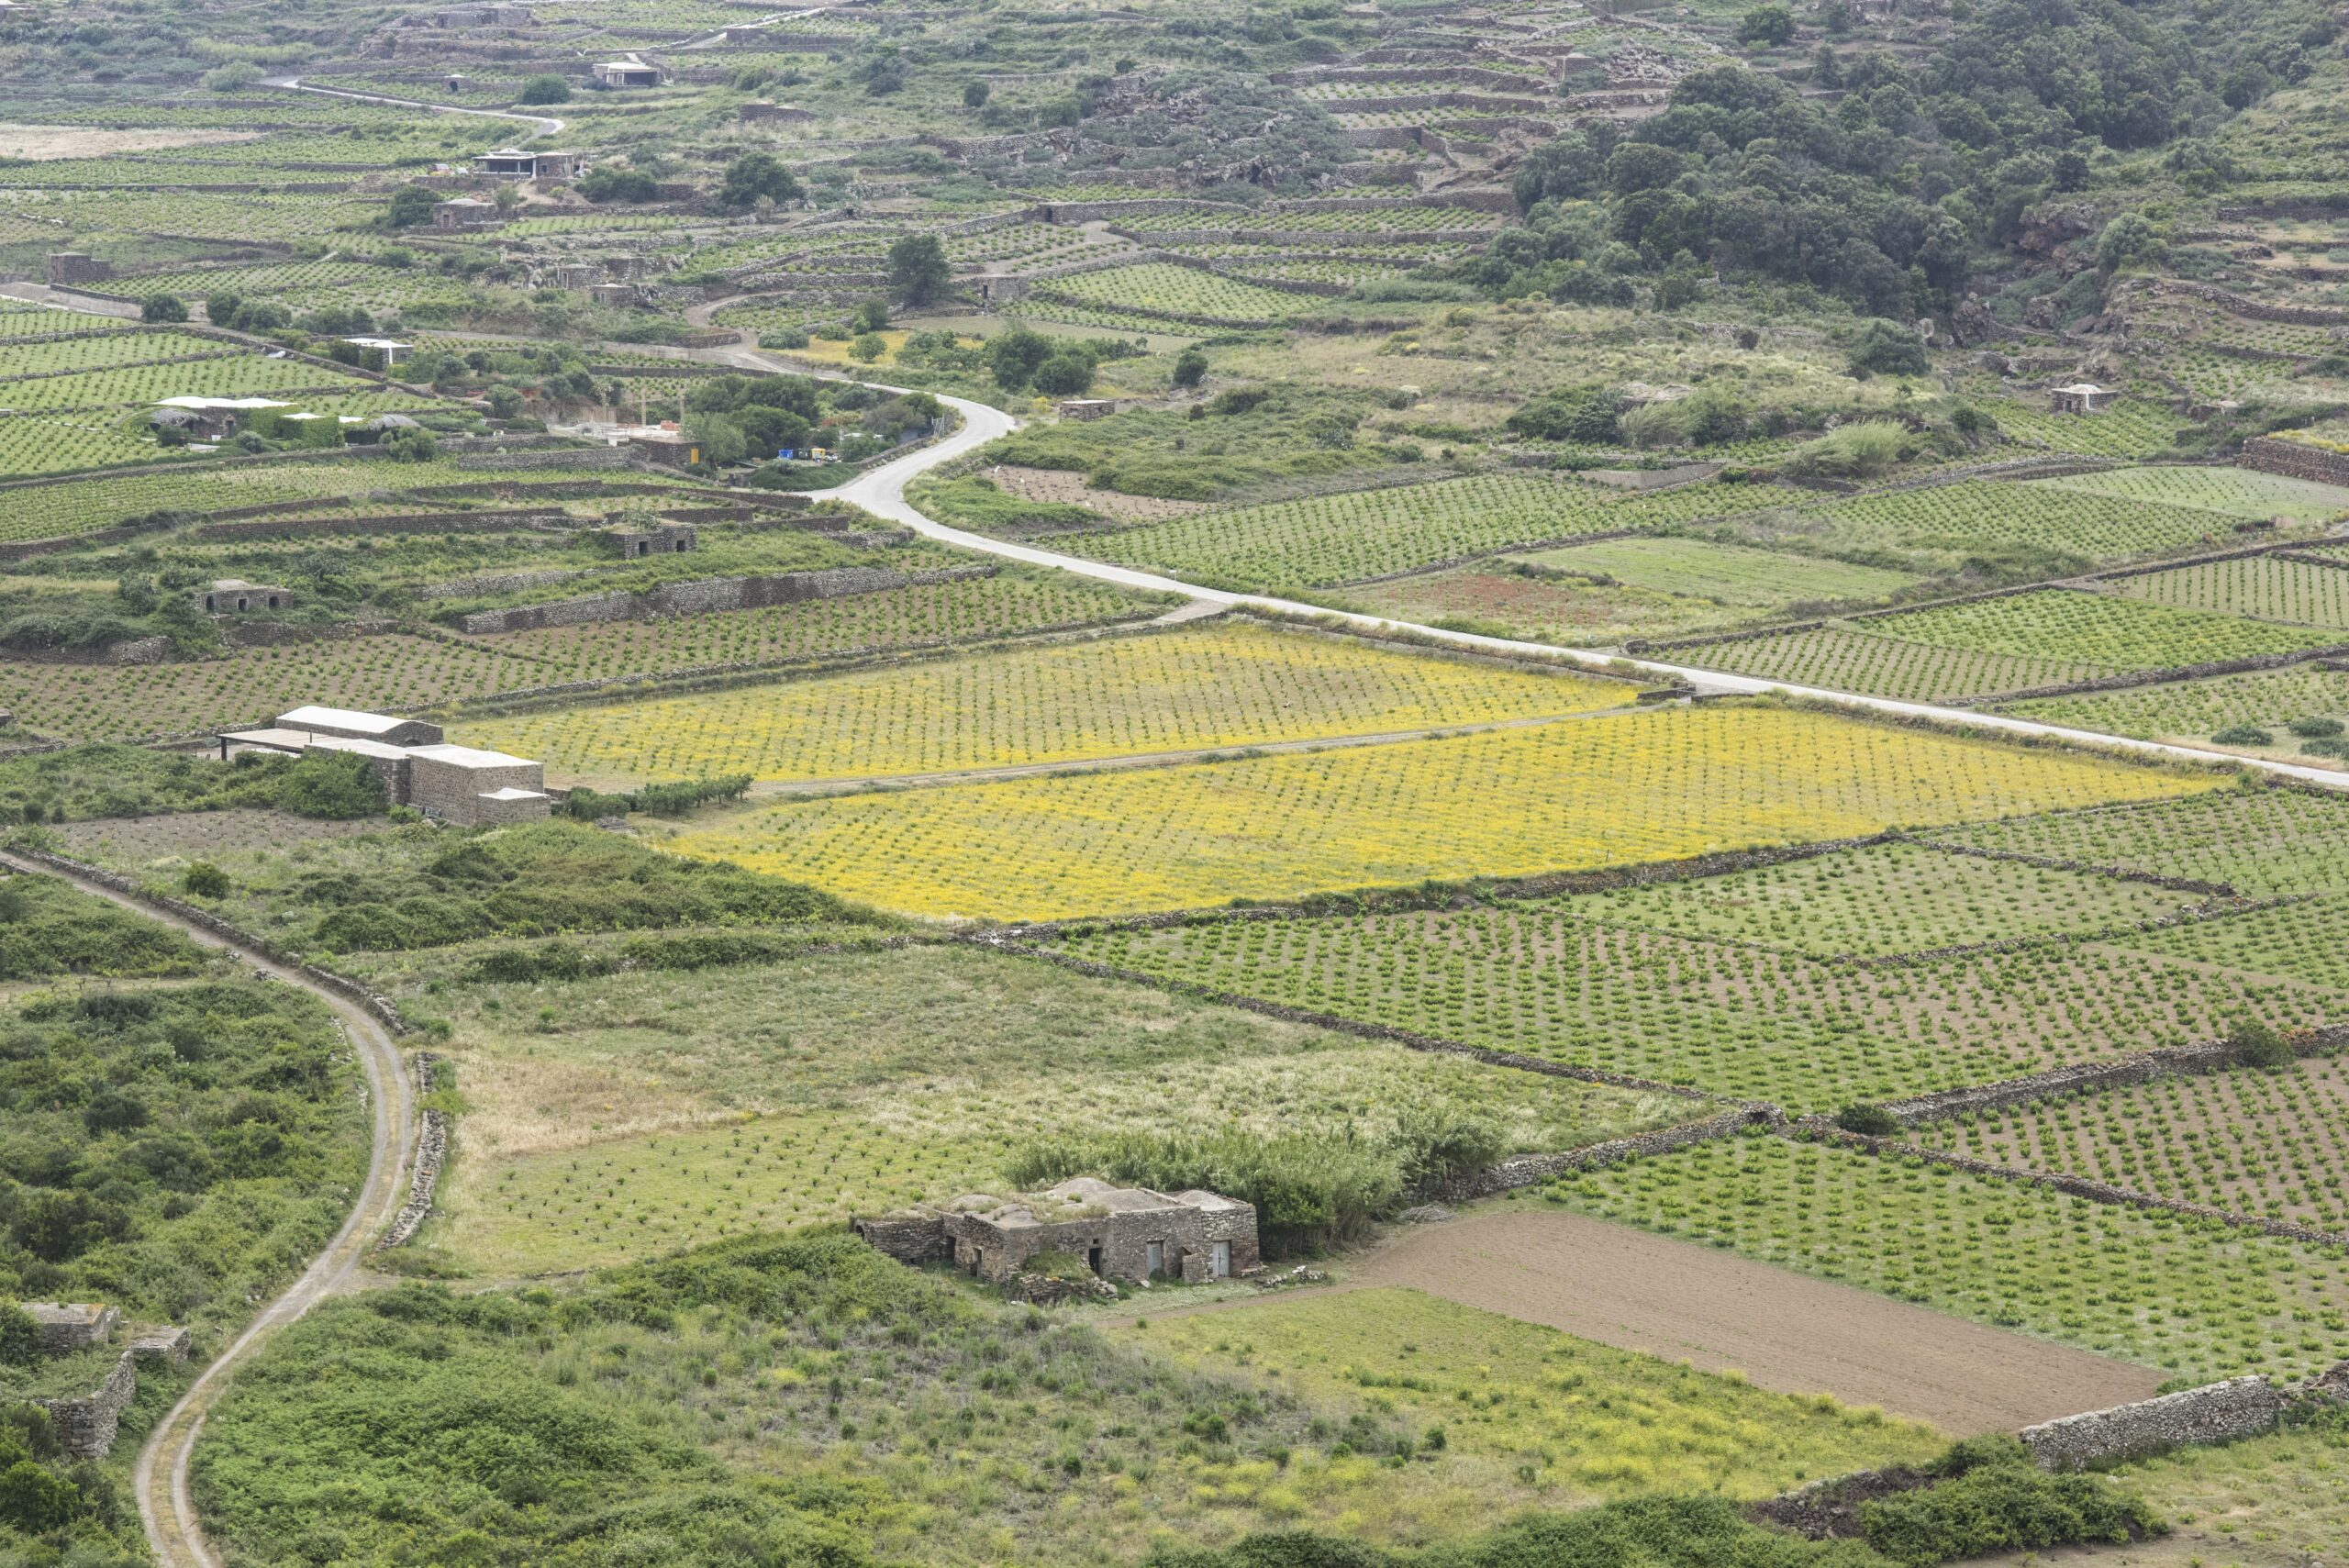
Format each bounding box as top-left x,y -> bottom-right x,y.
1350,1209 -> 2165,1433
0,125 -> 262,160
57,807 -> 384,869
982,463 -> 1211,524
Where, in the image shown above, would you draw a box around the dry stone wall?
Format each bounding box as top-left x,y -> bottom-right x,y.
2243,435 -> 2349,486
2021,1377 -> 2289,1469
451,563 -> 996,634
1431,1107 -> 1768,1201
380,1054 -> 446,1250
38,1351 -> 137,1459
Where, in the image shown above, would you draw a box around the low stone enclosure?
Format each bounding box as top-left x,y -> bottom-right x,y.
856,1177 -> 1261,1293
13,1303 -> 192,1460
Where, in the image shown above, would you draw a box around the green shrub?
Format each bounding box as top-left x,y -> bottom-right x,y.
2304,737 -> 2349,758
0,874 -> 207,981
1007,1129 -> 1407,1253
2286,717 -> 2343,739
1781,422 -> 1908,479
0,1307 -> 41,1369
2230,1019 -> 2295,1069
2212,724 -> 2275,745
1860,1436 -> 2162,1566
182,862 -> 230,899
1836,1102 -> 1902,1137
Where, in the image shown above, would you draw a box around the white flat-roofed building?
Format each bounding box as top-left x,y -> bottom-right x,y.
274,706 -> 446,747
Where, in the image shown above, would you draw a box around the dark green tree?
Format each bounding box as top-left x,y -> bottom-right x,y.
718,152 -> 803,209
886,234 -> 951,305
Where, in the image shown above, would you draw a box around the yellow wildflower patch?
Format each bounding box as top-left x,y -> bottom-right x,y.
459,620 -> 1632,788
665,705 -> 2221,920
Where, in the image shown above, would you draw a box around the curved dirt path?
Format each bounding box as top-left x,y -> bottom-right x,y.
262,75 -> 565,138
1134,1210 -> 2165,1434
0,852 -> 418,1568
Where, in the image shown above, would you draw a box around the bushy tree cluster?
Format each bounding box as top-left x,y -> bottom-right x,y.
1474,1 -> 2315,315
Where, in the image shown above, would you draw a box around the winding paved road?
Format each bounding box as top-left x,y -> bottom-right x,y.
92,324 -> 2337,1563
790,375 -> 2349,793
0,853 -> 418,1568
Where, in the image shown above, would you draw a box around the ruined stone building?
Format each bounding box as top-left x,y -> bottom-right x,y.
856,1177 -> 1260,1286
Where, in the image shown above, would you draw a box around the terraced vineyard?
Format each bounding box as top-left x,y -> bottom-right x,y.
1548,1137 -> 2349,1380
0,632 -> 553,740
1037,263 -> 1319,325
1082,473 -> 1800,594
2109,554 -> 2349,628
1865,588 -> 2344,668
2033,464 -> 2349,523
1921,787 -> 2349,897
666,705 -> 2218,921
462,620 -> 1631,787
1915,1051 -> 2349,1230
1792,481 -> 2249,565
1673,626 -> 2114,702
1054,873 -> 2323,1108
1998,662 -> 2349,752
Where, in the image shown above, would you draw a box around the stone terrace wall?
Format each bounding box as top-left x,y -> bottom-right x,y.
38,1351 -> 137,1459
2243,435 -> 2349,487
852,1213 -> 946,1264
2021,1376 -> 2288,1469
1431,1107 -> 1768,1202
452,563 -> 996,634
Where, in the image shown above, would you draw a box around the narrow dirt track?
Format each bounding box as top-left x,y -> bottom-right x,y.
1158,1211 -> 2165,1435
0,853 -> 417,1568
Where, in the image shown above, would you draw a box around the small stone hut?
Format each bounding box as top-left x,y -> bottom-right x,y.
195,578 -> 293,615
2048,382 -> 2117,415
856,1177 -> 1260,1285
605,517 -> 696,557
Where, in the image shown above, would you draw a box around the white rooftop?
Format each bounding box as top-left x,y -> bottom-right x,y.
277,706 -> 411,735
479,786 -> 551,801
341,336 -> 412,350
2054,383 -> 2109,395
408,742 -> 535,770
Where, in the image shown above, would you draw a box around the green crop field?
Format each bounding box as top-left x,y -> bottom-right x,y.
2034,464 -> 2349,523
1546,1135 -> 2349,1381
1923,787 -> 2349,896
2109,554 -> 2349,628
1128,1289 -> 1941,1504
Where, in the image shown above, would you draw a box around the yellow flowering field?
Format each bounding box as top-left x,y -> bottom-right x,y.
459,620 -> 1631,788
665,705 -> 2222,919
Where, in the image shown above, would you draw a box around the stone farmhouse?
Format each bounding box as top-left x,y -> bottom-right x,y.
216,706 -> 551,828
856,1177 -> 1261,1286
